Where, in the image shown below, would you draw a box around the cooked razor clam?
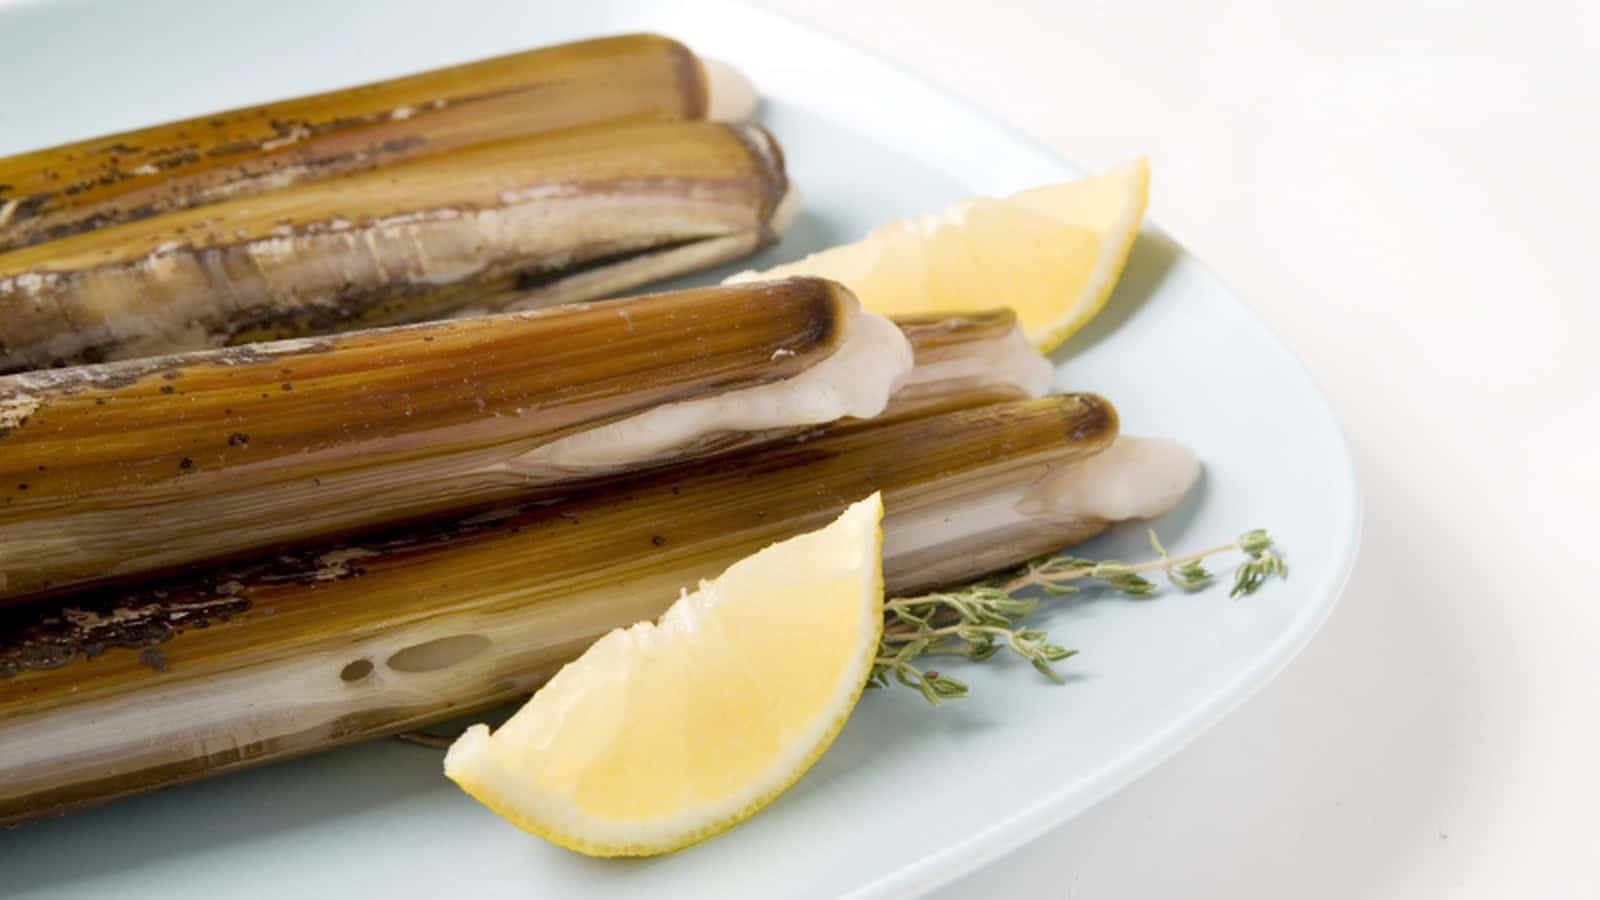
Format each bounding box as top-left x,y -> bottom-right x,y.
0,393 -> 1205,827
0,34 -> 745,254
0,277 -> 910,602
0,119 -> 790,372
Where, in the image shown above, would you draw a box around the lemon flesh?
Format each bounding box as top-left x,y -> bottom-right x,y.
444,494 -> 885,857
736,157 -> 1149,352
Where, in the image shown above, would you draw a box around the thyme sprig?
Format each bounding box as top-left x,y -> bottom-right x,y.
870,529 -> 1286,705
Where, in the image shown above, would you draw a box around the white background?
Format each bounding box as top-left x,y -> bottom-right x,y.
754,1 -> 1600,897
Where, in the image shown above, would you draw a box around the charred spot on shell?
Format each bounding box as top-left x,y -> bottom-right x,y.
0,588 -> 251,677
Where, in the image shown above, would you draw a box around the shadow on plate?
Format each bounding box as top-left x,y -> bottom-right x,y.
1,736 -> 459,892
1053,228 -> 1182,363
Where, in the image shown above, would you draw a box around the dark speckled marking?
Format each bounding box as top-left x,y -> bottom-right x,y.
0,590 -> 250,678
2,194 -> 46,226
0,336 -> 337,383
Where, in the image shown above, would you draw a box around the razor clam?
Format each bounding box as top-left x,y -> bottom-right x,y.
0,34 -> 736,254
0,277 -> 908,603
0,119 -> 789,372
0,394 -> 1206,827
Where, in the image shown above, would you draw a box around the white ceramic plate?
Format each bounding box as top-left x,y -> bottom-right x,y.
0,1 -> 1360,896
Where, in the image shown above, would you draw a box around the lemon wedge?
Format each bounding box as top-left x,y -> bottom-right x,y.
734,157 -> 1148,352
444,494 -> 885,856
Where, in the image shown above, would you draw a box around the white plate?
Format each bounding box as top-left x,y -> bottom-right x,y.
0,0 -> 1360,896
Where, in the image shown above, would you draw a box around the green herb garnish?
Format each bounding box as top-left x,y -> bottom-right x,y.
871,529 -> 1287,705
